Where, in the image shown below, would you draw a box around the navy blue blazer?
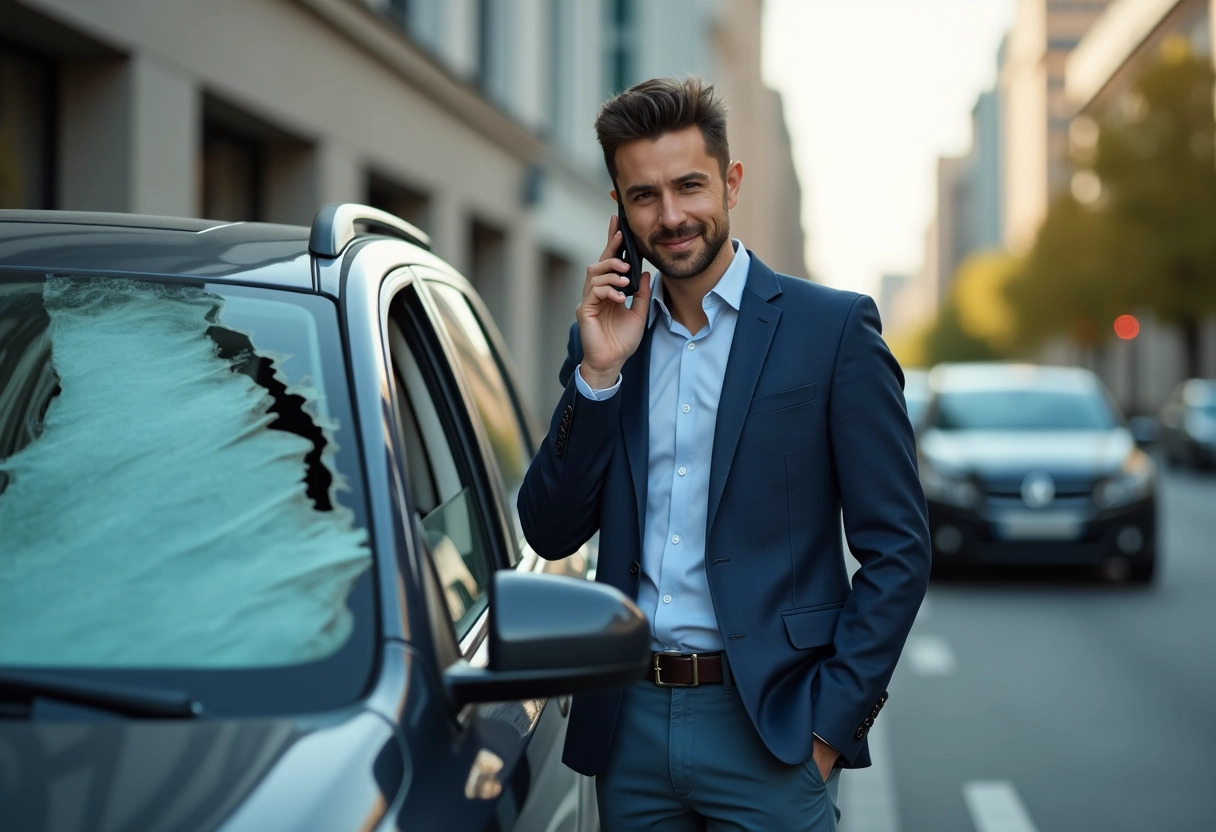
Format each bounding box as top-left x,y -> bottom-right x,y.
518,253 -> 930,776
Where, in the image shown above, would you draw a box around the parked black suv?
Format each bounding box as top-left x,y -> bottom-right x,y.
0,206 -> 648,831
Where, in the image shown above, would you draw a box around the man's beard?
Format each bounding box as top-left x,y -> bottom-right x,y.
641,210 -> 731,280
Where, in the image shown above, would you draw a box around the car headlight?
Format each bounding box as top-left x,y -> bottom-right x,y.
1093,449 -> 1155,509
920,459 -> 983,509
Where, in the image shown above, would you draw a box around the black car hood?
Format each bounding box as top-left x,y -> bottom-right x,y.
920,429 -> 1134,477
0,710 -> 405,831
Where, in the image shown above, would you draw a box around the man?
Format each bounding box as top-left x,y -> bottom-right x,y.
518,77 -> 930,831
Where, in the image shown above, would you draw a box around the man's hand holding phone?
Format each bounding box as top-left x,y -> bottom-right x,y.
577,214 -> 651,389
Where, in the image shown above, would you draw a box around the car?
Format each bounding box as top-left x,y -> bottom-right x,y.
917,362 -> 1158,583
1157,378 -> 1216,469
901,367 -> 930,432
0,206 -> 651,831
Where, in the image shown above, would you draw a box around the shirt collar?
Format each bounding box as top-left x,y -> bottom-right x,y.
648,240 -> 750,328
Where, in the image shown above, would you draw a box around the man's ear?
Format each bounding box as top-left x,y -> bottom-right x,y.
610,189 -> 619,203
725,161 -> 743,209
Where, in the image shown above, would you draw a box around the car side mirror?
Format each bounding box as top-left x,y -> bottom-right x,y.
1128,416 -> 1158,446
444,571 -> 650,706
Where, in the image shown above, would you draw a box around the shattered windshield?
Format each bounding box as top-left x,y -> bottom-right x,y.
0,273 -> 374,705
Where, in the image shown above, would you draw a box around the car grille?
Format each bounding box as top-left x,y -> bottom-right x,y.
980,476 -> 1097,501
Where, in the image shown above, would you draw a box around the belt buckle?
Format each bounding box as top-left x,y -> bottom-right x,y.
654,652 -> 699,688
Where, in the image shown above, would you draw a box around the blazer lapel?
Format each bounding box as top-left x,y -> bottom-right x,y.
620,323 -> 655,542
707,257 -> 783,529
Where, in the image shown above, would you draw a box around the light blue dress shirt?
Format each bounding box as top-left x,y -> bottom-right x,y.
575,241 -> 750,652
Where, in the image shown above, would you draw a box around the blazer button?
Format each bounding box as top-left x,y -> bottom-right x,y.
629,561 -> 639,576
855,725 -> 869,740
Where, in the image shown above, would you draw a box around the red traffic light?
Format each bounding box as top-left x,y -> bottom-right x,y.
1113,314 -> 1140,340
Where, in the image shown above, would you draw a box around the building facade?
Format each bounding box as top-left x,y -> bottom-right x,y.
893,52 -> 1007,346
1000,0 -> 1112,254
1062,0 -> 1216,411
963,88 -> 1006,258
0,0 -> 808,417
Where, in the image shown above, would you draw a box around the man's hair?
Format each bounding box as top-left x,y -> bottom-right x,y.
595,76 -> 729,183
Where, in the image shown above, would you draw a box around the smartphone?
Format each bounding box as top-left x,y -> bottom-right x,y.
615,200 -> 643,297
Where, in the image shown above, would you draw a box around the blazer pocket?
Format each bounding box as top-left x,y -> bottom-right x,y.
782,602 -> 843,649
748,383 -> 817,416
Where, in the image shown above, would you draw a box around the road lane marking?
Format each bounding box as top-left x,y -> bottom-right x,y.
905,635 -> 956,676
963,781 -> 1041,832
838,715 -> 900,832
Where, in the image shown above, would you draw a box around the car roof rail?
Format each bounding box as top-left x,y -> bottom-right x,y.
309,202 -> 431,257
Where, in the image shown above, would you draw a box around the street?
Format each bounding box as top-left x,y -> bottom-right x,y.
839,456 -> 1216,832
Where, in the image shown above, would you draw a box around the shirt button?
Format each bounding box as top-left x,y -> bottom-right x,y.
672,534 -> 681,544
688,342 -> 696,350
681,404 -> 691,413
678,466 -> 687,476
663,595 -> 672,604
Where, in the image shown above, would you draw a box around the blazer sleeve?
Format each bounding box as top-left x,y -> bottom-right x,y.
812,294 -> 931,764
518,323 -> 621,560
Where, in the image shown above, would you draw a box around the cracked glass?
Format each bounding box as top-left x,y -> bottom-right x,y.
0,273 -> 375,709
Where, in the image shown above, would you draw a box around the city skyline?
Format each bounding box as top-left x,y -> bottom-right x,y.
762,0 -> 1016,297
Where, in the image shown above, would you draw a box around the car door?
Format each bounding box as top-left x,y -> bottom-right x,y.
381,269 -> 597,832
411,266 -> 599,832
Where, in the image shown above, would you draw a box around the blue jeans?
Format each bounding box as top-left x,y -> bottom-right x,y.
597,678 -> 842,831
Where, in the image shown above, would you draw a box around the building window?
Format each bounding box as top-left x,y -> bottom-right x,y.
469,218 -> 507,324
477,0 -> 492,86
545,0 -> 570,144
359,0 -> 407,28
367,172 -> 431,235
606,0 -> 635,95
361,0 -> 443,53
539,249 -> 574,403
200,96 -> 315,224
0,42 -> 55,209
201,126 -> 263,221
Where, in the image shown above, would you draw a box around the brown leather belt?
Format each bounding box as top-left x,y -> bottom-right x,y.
648,652 -> 724,687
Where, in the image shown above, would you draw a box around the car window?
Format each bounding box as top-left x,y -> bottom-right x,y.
902,370 -> 930,428
931,388 -> 1117,431
0,273 -> 375,709
385,293 -> 495,639
423,279 -> 535,553
1183,381 -> 1216,414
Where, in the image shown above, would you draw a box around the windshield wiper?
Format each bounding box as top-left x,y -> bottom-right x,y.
0,670 -> 203,718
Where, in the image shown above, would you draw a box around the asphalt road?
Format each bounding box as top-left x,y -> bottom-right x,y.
838,456 -> 1216,832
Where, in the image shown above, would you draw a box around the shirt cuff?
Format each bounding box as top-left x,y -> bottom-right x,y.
574,364 -> 622,400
